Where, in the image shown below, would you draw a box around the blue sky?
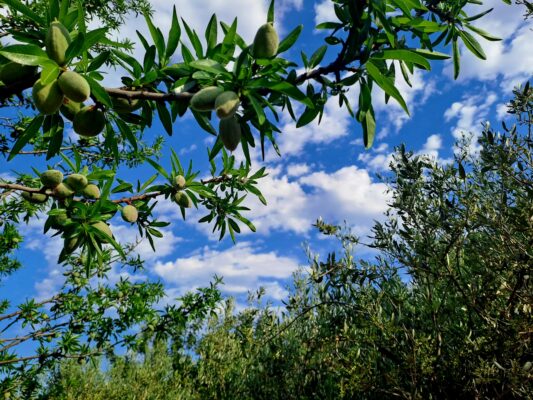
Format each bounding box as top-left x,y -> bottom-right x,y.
2,0 -> 532,316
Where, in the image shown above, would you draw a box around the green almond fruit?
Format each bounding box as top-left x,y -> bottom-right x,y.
190,86 -> 224,111
174,175 -> 186,189
45,21 -> 71,66
65,174 -> 88,191
41,169 -> 64,188
58,71 -> 90,102
60,99 -> 82,121
92,221 -> 113,243
32,79 -> 64,115
21,191 -> 48,204
82,184 -> 100,199
174,191 -> 192,208
121,205 -> 139,223
0,62 -> 37,85
64,236 -> 80,252
49,209 -> 68,229
111,97 -> 142,114
252,22 -> 279,59
215,91 -> 240,119
53,183 -> 75,199
219,116 -> 242,152
73,106 -> 106,137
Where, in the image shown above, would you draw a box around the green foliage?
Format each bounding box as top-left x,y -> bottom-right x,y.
39,84 -> 533,399
0,0 -> 519,396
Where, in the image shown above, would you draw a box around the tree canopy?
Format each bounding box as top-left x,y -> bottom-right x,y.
0,0 -> 523,396
41,83 -> 533,400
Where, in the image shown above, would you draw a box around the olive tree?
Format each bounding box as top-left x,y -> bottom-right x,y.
40,83 -> 533,400
0,0 -> 512,395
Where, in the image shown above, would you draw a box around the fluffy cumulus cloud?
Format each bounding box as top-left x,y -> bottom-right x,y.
444,92 -> 497,140
357,143 -> 394,172
286,163 -> 311,177
418,134 -> 441,159
154,242 -> 300,299
241,164 -> 389,237
447,0 -> 533,89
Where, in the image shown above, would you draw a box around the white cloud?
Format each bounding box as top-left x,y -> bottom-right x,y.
242,164 -> 389,237
153,241 -> 300,300
496,103 -> 509,120
286,163 -> 310,177
314,1 -> 337,25
444,92 -> 497,140
179,143 -> 198,155
358,152 -> 394,172
418,134 -> 441,159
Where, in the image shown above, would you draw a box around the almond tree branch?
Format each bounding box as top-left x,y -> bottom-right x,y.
0,176 -> 235,204
0,54 -> 355,103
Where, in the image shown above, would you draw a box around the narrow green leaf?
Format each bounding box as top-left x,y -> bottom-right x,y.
267,0 -> 275,23
115,118 -> 138,151
46,114 -> 64,160
464,8 -> 493,22
458,29 -> 486,60
9,115 -> 44,160
309,45 -> 327,69
40,61 -> 60,85
166,6 -> 181,59
372,49 -> 431,70
182,18 -> 204,58
412,49 -> 450,60
65,32 -> 85,62
143,45 -> 156,72
85,75 -> 112,107
114,50 -> 143,76
205,14 -> 218,51
209,136 -> 224,160
251,81 -> 313,108
181,43 -> 194,63
82,28 -> 107,52
466,24 -> 501,41
366,60 -> 409,115
0,45 -> 49,66
247,94 -> 266,126
452,39 -> 460,79
49,0 -> 60,22
2,0 -> 46,25
296,106 -> 320,128
191,110 -> 217,136
277,25 -> 303,54
156,102 -> 173,135
315,22 -> 343,30
363,107 -> 376,149
144,11 -> 166,62
59,0 -> 70,21
188,59 -> 231,77
88,51 -> 110,72
146,158 -> 170,179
